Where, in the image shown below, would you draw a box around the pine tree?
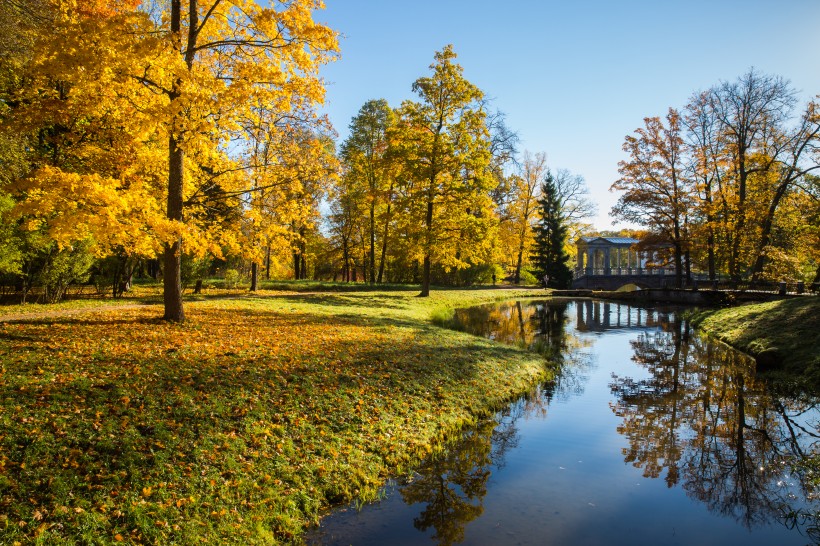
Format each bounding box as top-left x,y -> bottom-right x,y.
530,171 -> 573,288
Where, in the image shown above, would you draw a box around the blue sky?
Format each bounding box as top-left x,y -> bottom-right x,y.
314,0 -> 820,230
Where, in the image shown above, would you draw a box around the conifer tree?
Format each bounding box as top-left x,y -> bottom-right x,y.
531,171 -> 573,288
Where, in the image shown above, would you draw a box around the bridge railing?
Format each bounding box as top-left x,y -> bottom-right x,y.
572,268 -> 816,295
573,267 -> 678,278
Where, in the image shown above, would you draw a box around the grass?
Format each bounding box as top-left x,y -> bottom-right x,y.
0,286 -> 549,544
689,297 -> 820,387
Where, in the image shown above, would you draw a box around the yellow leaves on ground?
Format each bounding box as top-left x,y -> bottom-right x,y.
0,291 -> 548,542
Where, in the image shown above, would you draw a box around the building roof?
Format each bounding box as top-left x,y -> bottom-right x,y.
577,236 -> 639,246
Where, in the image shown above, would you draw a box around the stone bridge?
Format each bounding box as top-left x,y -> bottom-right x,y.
570,236 -> 685,290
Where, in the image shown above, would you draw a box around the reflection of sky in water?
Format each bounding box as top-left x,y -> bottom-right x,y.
307,300 -> 820,546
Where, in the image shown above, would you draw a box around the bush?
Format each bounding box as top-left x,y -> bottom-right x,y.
35,241 -> 95,303
224,269 -> 241,289
181,254 -> 212,290
518,269 -> 539,286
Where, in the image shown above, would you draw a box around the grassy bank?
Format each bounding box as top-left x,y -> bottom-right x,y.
690,297 -> 820,386
0,287 -> 548,544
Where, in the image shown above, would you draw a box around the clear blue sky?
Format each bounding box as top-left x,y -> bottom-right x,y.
314,0 -> 820,230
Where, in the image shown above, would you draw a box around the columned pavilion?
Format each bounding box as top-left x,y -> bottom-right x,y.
572,236 -> 683,290
575,236 -> 646,275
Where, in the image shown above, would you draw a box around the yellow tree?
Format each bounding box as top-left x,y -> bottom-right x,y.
339,99 -> 396,284
241,103 -> 337,288
150,0 -> 337,319
8,1 -> 338,320
394,45 -> 494,296
5,1 -> 170,273
508,151 -> 546,283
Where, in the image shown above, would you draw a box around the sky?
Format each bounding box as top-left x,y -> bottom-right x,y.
312,0 -> 820,230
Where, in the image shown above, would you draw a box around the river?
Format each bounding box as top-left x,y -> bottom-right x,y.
306,299 -> 820,545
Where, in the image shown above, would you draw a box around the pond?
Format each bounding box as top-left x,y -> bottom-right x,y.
306,299 -> 820,545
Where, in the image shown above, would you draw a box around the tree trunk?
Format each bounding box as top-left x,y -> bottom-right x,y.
729,153 -> 748,282
377,183 -> 394,283
265,245 -> 271,280
369,200 -> 376,284
750,180 -> 790,281
419,196 -> 434,297
703,183 -> 716,280
420,255 -> 431,297
514,241 -> 525,284
250,262 -> 258,291
163,137 -> 185,322
342,237 -> 350,282
163,0 -> 186,322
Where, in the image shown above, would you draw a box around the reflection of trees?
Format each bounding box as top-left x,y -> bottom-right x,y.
452,300 -> 595,400
398,390 -> 547,546
399,420 -> 493,546
610,319 -> 820,538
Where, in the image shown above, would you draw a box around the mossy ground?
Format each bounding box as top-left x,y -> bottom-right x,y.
0,286 -> 549,544
690,297 -> 820,387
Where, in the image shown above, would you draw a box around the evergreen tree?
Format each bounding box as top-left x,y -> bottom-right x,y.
530,171 -> 573,288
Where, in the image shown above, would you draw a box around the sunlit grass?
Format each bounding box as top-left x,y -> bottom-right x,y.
690,297 -> 820,386
0,287 -> 548,544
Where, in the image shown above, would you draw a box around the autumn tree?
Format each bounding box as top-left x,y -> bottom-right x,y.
612,108 -> 692,288
6,1 -> 338,320
677,71 -> 820,283
531,171 -> 572,288
327,163 -> 366,281
394,45 -> 494,296
339,99 -> 395,283
683,90 -> 723,280
242,111 -> 337,289
2,0 -> 162,300
156,0 -> 338,318
507,151 -> 546,284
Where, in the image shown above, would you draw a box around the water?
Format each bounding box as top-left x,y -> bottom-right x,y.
307,299 -> 820,545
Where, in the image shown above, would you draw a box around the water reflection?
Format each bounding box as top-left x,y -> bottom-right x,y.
451,300 -> 594,400
609,314 -> 820,538
308,300 -> 820,545
397,389 -> 551,546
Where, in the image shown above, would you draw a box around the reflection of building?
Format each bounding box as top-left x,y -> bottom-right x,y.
572,236 -> 681,290
575,300 -> 673,332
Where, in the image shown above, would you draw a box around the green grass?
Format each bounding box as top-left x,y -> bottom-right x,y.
0,287 -> 549,544
690,297 -> 820,386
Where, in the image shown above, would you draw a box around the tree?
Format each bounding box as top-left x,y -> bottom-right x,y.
552,168 -> 597,247
6,1 -> 338,320
708,69 -> 797,282
394,45 -> 494,296
679,70 -> 820,283
531,171 -> 572,288
327,164 -> 366,282
612,108 -> 692,288
683,90 -> 723,280
339,99 -> 395,284
157,0 -> 337,319
242,108 -> 337,289
508,151 -> 545,283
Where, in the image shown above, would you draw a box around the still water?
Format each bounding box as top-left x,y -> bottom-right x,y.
307,299 -> 820,545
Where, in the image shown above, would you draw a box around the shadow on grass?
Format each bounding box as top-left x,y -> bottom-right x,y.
0,302 -> 545,543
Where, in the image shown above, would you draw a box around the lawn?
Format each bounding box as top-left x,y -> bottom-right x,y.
0,287 -> 550,544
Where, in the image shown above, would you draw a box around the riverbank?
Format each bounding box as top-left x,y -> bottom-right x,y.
0,287 -> 549,544
689,297 -> 820,386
